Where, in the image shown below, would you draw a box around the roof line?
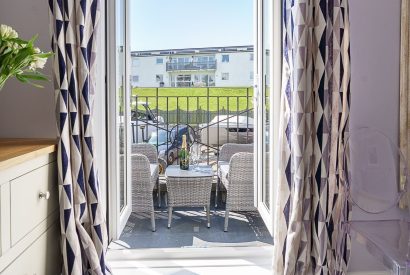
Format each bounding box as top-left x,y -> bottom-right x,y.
131,45 -> 254,56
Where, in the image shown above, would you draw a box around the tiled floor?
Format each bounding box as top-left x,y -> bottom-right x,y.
114,191 -> 273,249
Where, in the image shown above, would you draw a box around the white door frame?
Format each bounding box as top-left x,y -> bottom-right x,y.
254,0 -> 282,235
107,0 -> 132,240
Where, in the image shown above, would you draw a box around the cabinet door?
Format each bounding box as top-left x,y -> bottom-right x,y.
10,162 -> 58,246
1,224 -> 61,275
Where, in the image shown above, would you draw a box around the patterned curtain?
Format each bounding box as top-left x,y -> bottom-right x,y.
49,0 -> 110,274
400,0 -> 410,210
273,0 -> 351,274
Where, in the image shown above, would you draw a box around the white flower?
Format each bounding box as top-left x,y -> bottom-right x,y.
0,24 -> 18,39
29,56 -> 47,70
34,47 -> 40,54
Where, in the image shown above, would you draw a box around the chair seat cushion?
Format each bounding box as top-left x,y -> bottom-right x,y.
218,163 -> 230,189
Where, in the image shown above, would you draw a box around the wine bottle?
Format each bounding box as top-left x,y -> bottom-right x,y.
179,134 -> 189,170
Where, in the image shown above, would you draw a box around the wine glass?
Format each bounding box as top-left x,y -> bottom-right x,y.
190,143 -> 201,171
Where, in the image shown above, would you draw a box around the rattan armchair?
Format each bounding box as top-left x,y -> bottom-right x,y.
132,143 -> 164,206
131,153 -> 156,231
216,143 -> 253,207
220,152 -> 254,232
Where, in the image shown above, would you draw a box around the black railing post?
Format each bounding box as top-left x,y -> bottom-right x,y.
237,96 -> 239,142
166,96 -> 169,164
227,96 -> 230,144
246,87 -> 249,143
135,95 -> 139,144
207,87 -> 210,165
177,97 -> 179,165
217,95 -> 220,155
186,96 -> 189,125
156,88 -> 159,153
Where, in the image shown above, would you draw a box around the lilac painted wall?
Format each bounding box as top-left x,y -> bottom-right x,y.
0,0 -> 56,138
349,0 -> 404,272
0,0 -> 107,206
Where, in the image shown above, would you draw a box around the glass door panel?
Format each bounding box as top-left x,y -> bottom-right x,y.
262,0 -> 272,210
116,0 -> 126,213
255,0 -> 276,234
109,0 -> 131,239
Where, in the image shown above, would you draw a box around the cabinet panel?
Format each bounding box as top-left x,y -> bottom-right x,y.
10,162 -> 58,246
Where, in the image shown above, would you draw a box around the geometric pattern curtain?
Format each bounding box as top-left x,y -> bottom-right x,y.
272,0 -> 351,274
400,0 -> 410,210
49,0 -> 110,274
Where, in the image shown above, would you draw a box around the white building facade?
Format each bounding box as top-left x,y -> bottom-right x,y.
131,45 -> 254,88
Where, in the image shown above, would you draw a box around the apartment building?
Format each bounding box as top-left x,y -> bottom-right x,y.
130,45 -> 254,88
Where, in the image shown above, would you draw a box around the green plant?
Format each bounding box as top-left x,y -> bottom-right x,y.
0,24 -> 52,90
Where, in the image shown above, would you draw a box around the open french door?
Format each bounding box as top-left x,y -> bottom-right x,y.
107,0 -> 132,240
107,0 -> 281,240
254,0 -> 281,235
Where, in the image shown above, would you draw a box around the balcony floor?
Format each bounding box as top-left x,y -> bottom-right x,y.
113,191 -> 273,250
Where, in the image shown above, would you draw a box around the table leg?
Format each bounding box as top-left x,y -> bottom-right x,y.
167,206 -> 173,228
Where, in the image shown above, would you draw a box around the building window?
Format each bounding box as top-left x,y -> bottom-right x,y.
156,58 -> 163,64
156,74 -> 163,82
221,73 -> 229,80
250,53 -> 254,61
171,74 -> 192,87
222,54 -> 229,63
132,75 -> 139,82
250,71 -> 254,80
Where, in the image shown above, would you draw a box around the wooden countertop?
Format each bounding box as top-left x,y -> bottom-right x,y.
0,138 -> 57,170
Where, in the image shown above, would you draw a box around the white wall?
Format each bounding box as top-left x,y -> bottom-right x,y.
215,52 -> 253,87
349,0 -> 405,272
132,56 -> 167,87
0,0 -> 56,138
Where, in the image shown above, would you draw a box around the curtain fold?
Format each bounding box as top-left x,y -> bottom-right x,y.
400,0 -> 410,210
273,0 -> 351,274
49,0 -> 110,274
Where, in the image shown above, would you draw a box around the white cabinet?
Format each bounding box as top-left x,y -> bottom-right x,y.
0,139 -> 60,275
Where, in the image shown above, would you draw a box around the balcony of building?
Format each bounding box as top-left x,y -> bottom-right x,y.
166,60 -> 217,72
114,87 -> 273,249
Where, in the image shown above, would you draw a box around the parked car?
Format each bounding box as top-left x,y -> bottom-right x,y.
199,115 -> 254,145
148,125 -> 195,165
131,102 -> 165,143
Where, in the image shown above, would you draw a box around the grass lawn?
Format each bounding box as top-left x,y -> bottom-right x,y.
131,87 -> 254,111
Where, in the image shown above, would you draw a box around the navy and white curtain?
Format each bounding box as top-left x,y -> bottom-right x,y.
273,0 -> 351,274
49,0 -> 110,274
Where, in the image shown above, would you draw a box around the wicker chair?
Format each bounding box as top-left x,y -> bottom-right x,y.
220,152 -> 254,232
131,154 -> 156,231
132,143 -> 164,206
216,143 -> 253,207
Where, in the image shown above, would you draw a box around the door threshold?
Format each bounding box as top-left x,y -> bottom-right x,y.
107,245 -> 273,274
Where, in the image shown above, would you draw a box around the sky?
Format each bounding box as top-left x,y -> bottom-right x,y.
130,0 -> 254,51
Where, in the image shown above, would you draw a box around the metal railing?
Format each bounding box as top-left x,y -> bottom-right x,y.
166,61 -> 217,71
131,87 -> 254,166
